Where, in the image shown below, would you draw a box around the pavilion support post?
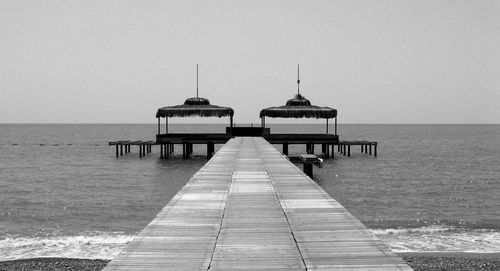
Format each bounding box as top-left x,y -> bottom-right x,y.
335,116 -> 337,136
326,118 -> 329,134
283,143 -> 288,156
230,116 -> 233,134
165,118 -> 168,134
261,117 -> 265,128
157,118 -> 160,134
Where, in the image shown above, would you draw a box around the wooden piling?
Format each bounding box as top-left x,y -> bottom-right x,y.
303,163 -> 313,178
282,143 -> 288,156
207,142 -> 214,159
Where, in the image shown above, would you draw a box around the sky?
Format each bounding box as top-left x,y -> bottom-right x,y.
1,0 -> 499,124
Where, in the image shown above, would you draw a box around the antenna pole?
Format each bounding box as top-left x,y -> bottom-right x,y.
196,64 -> 199,98
297,64 -> 300,96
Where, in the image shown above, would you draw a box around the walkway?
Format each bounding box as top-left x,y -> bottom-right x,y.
103,137 -> 411,270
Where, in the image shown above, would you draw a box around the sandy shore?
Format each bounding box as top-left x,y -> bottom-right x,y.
1,253 -> 500,270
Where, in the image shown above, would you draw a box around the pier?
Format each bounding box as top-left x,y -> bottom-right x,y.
103,137 -> 411,270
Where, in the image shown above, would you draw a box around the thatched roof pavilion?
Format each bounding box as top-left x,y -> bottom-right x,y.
260,94 -> 337,119
156,97 -> 234,134
259,66 -> 338,135
155,65 -> 234,134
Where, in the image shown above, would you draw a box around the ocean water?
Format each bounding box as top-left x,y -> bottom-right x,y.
0,124 -> 499,260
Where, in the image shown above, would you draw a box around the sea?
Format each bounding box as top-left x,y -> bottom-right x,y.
0,124 -> 499,260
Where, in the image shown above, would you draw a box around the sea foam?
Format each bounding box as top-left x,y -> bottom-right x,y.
0,232 -> 133,261
371,226 -> 500,253
2,227 -> 500,261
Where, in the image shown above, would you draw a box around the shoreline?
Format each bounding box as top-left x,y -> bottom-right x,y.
1,253 -> 500,271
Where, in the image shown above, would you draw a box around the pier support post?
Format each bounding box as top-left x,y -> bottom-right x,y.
374,144 -> 377,157
343,145 -> 346,156
120,145 -> 123,156
160,144 -> 163,159
348,145 -> 351,157
207,142 -> 214,159
283,143 -> 288,156
331,145 -> 334,159
116,145 -> 119,158
306,143 -> 314,154
361,145 -> 364,152
322,144 -> 327,157
369,145 -> 372,155
303,163 -> 313,178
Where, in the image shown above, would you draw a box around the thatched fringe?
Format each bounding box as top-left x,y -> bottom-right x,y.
260,106 -> 337,119
156,105 -> 234,118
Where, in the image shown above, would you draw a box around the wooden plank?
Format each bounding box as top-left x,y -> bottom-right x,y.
104,137 -> 411,271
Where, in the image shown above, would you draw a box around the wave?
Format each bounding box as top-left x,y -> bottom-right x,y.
2,226 -> 500,261
371,225 -> 500,253
0,232 -> 133,261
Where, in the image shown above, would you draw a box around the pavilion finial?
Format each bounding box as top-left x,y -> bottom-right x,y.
196,64 -> 199,98
297,64 -> 300,96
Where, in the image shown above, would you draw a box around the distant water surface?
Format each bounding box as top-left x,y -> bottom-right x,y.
0,124 -> 499,259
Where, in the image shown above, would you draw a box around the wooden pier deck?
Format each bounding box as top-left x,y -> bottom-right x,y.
103,137 -> 411,270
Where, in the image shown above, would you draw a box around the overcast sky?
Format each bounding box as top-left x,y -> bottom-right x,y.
1,0 -> 499,124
